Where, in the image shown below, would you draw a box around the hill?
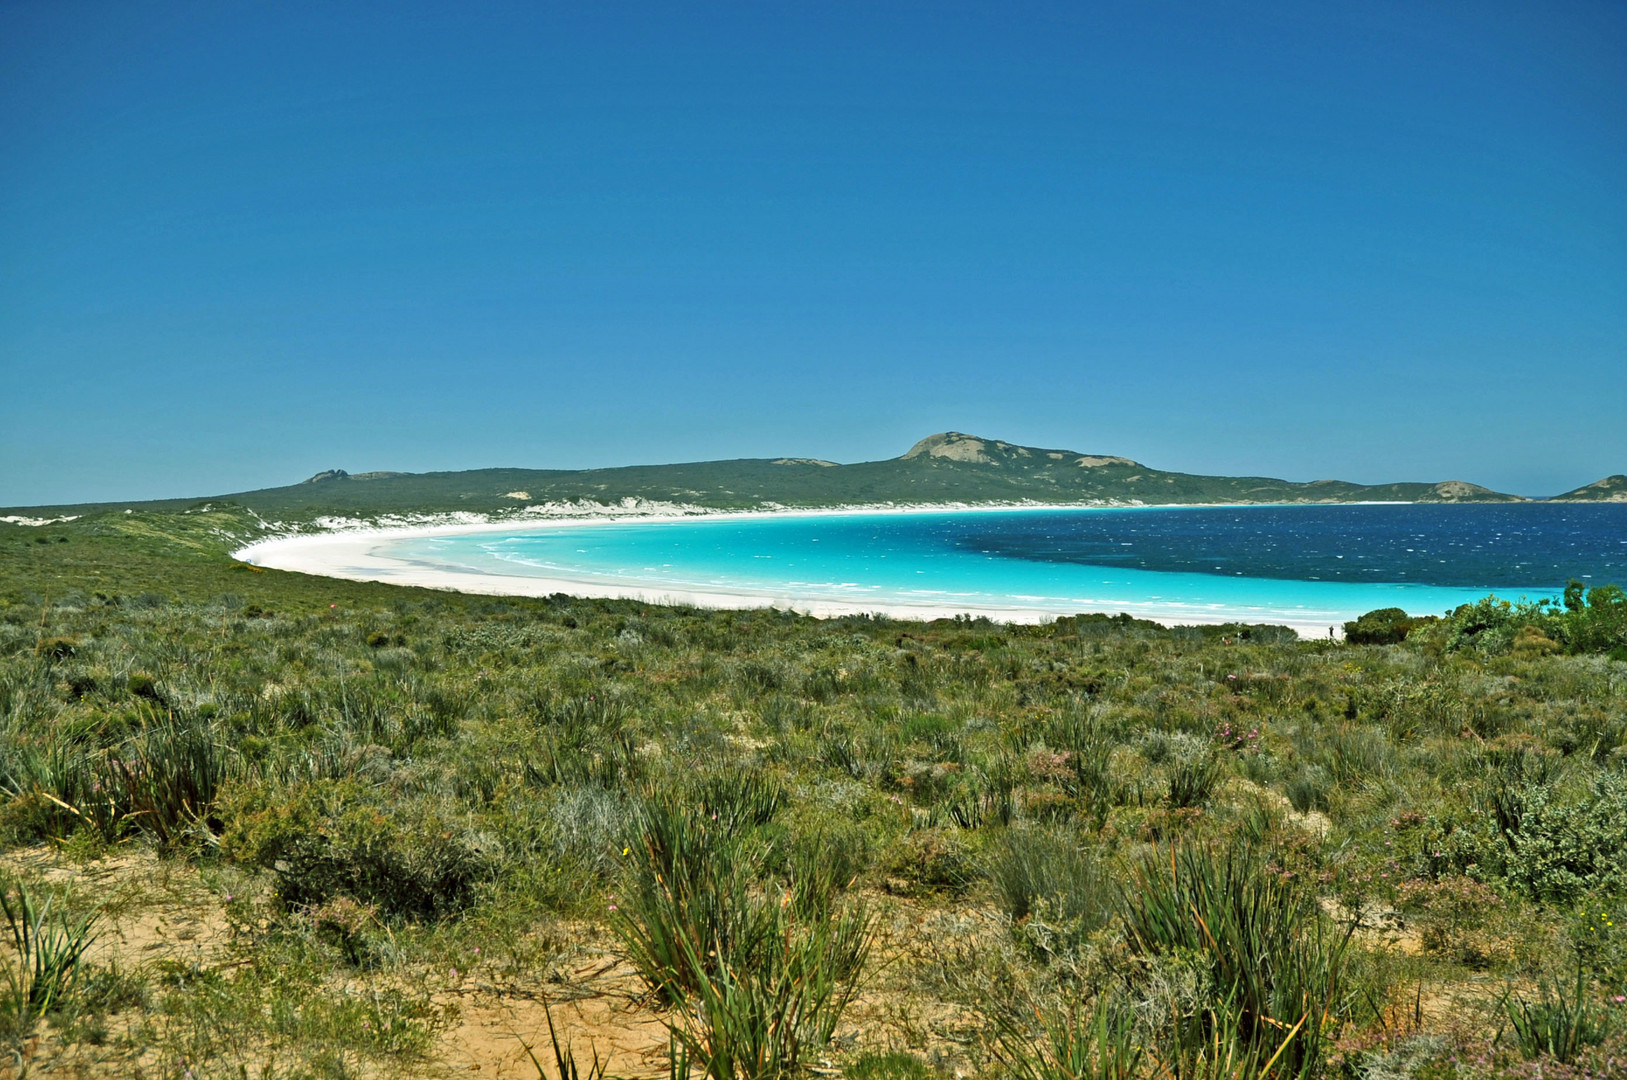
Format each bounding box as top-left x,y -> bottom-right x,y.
1551,474 -> 1627,502
1,430 -> 1542,521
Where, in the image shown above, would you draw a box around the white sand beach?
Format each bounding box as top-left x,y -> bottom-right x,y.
232,505 -> 1351,635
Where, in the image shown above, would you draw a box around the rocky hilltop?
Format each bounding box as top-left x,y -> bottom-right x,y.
1552,475 -> 1627,502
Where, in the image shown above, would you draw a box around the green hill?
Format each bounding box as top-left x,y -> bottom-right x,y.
1551,475 -> 1627,502
1,430 -> 1553,522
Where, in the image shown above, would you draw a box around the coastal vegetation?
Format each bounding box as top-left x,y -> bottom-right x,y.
1,509 -> 1626,1078
16,433 -> 1625,526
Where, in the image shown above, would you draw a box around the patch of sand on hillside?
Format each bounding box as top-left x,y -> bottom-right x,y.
0,846 -> 234,974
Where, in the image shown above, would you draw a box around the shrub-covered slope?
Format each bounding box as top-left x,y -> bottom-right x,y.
3,431 -> 1537,521
2,515 -> 1627,1076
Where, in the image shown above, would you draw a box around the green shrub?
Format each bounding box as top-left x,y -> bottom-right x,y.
126,671 -> 162,701
306,895 -> 396,969
1480,772 -> 1627,902
1559,582 -> 1627,655
882,827 -> 977,896
221,778 -> 500,919
1343,608 -> 1420,646
33,637 -> 77,662
1440,595 -> 1538,653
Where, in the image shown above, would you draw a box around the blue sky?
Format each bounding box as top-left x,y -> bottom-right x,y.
3,0 -> 1624,505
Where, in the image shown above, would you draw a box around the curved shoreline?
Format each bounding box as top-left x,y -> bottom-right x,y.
231,504 -> 1187,625
232,503 -> 1452,635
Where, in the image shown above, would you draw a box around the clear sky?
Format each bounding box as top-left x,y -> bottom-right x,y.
3,1 -> 1624,506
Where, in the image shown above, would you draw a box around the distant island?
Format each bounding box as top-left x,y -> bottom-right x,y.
5,432 -> 1624,525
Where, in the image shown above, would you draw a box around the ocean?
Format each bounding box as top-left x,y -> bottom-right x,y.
378,503 -> 1627,630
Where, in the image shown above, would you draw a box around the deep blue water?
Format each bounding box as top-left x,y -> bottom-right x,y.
934,503 -> 1627,588
382,503 -> 1627,628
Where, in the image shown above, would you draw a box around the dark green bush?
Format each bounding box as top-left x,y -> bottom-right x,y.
1343,608 -> 1421,645
126,672 -> 161,701
33,637 -> 77,662
221,778 -> 500,920
1559,582 -> 1627,655
1432,582 -> 1627,657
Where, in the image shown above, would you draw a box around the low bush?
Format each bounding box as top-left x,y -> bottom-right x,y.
221,778 -> 501,920
33,637 -> 77,662
1343,608 -> 1421,646
882,826 -> 978,896
1476,771 -> 1627,902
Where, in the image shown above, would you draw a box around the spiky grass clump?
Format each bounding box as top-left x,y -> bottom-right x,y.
0,876 -> 97,1039
614,781 -> 874,1080
996,993 -> 1146,1080
1121,843 -> 1355,1078
1503,961 -> 1616,1064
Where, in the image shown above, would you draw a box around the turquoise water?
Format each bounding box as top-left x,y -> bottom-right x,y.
380,504 -> 1627,628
